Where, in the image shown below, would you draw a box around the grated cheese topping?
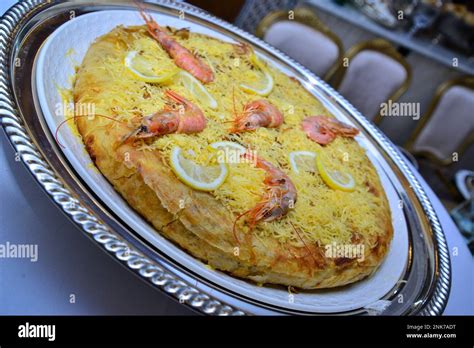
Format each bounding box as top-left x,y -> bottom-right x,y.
73,26 -> 390,248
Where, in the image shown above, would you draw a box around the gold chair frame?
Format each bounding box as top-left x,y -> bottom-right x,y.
330,39 -> 412,124
404,76 -> 474,166
255,6 -> 344,81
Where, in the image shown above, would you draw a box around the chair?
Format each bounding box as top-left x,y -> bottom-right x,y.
234,0 -> 299,34
405,76 -> 474,166
404,77 -> 474,206
255,7 -> 343,80
331,39 -> 411,124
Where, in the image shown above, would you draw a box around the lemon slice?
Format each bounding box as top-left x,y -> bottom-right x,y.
209,141 -> 246,153
170,146 -> 228,191
178,71 -> 218,109
125,51 -> 177,83
240,53 -> 274,96
209,141 -> 247,164
316,156 -> 355,192
289,151 -> 317,174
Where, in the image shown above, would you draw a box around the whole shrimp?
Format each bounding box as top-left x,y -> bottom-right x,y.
233,153 -> 297,242
301,115 -> 359,145
231,99 -> 284,133
138,5 -> 214,83
122,90 -> 206,142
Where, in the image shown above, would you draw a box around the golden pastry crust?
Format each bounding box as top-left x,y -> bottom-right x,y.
73,25 -> 393,289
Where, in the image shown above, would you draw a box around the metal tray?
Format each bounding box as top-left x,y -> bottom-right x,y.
0,0 -> 451,315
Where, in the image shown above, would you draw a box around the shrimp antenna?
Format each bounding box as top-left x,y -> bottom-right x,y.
54,114 -> 127,149
232,84 -> 237,117
134,0 -> 153,24
232,209 -> 252,245
226,84 -> 238,132
289,221 -> 317,264
116,126 -> 142,149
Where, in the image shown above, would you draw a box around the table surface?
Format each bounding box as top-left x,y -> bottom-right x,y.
307,0 -> 474,75
0,0 -> 472,316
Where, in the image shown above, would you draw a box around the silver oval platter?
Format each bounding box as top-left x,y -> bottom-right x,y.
0,0 -> 451,315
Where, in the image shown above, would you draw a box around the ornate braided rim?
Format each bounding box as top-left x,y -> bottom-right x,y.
0,0 -> 450,315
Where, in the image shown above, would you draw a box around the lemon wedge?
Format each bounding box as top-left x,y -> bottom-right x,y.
170,146 -> 228,191
289,151 -> 317,174
316,155 -> 355,192
209,141 -> 247,164
125,51 -> 177,83
178,71 -> 218,109
240,53 -> 274,96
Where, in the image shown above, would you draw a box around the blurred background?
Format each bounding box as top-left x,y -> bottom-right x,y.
188,0 -> 474,252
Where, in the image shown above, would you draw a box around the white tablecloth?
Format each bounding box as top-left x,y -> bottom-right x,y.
0,0 -> 472,315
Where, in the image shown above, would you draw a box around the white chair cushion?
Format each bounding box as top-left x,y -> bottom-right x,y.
338,50 -> 407,120
413,85 -> 474,161
264,20 -> 339,78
